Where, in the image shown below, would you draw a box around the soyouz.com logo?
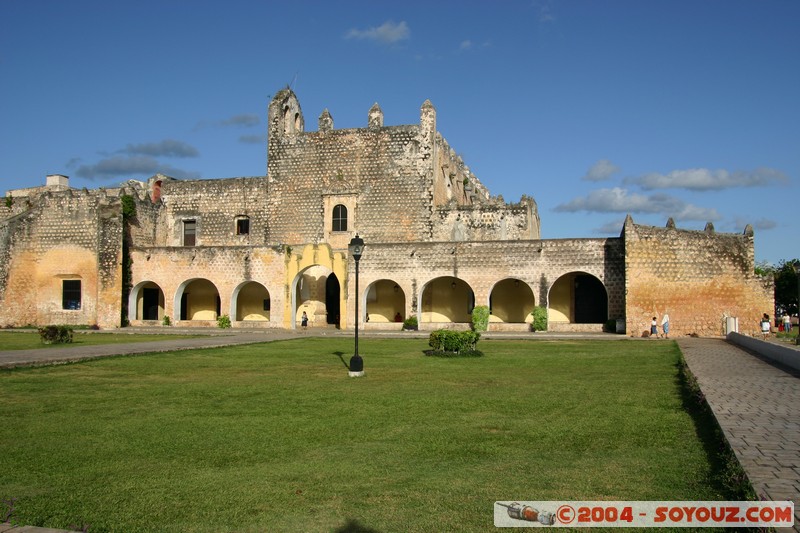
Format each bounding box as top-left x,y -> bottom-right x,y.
494,501 -> 794,528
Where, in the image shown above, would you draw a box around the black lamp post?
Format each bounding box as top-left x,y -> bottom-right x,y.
348,234 -> 365,376
794,261 -> 800,346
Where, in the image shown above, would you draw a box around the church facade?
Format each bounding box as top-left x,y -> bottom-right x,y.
0,89 -> 773,337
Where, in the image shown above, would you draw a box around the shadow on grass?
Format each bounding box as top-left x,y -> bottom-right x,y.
333,518 -> 381,532
675,354 -> 756,501
333,351 -> 350,370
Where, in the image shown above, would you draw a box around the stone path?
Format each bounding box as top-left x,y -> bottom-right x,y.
0,329 -> 298,369
1,331 -> 798,531
678,337 -> 800,532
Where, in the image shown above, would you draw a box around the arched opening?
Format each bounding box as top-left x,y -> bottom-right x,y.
233,281 -> 270,321
421,276 -> 475,324
549,272 -> 608,327
130,281 -> 165,321
365,280 -> 406,323
293,265 -> 339,329
489,278 -> 535,323
326,274 -> 340,325
175,279 -> 221,321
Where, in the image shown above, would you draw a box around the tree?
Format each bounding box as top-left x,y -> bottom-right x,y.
773,259 -> 799,316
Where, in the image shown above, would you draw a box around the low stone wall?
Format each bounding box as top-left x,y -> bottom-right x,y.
727,332 -> 800,372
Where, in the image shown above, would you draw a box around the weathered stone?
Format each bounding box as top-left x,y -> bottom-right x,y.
0,89 -> 772,335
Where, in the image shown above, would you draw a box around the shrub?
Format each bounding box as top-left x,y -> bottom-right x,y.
531,306 -> 548,332
471,305 -> 490,332
162,315 -> 171,326
426,329 -> 482,357
38,325 -> 74,344
402,316 -> 418,331
217,314 -> 232,329
604,319 -> 616,333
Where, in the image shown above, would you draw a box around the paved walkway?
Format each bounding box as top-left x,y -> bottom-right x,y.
0,328 -> 300,369
2,330 -> 798,531
678,337 -> 800,532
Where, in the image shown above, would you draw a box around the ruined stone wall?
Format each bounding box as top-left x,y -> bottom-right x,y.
351,237 -> 625,323
128,245 -> 287,325
623,219 -> 773,337
433,201 -> 538,242
125,192 -> 164,247
0,190 -> 123,328
432,134 -> 489,207
267,124 -> 435,246
158,177 -> 269,247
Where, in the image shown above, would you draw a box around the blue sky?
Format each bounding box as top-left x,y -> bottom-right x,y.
1,0 -> 797,265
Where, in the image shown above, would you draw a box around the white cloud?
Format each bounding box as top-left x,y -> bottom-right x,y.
459,40 -> 472,51
583,159 -> 620,181
345,21 -> 410,44
119,139 -> 199,158
594,219 -> 628,235
534,0 -> 556,23
238,134 -> 264,144
733,215 -> 777,232
194,113 -> 261,131
554,187 -> 720,221
75,155 -> 200,180
624,167 -> 789,191
220,114 -> 260,128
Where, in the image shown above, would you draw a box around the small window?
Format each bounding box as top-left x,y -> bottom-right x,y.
332,204 -> 348,232
183,220 -> 196,246
62,280 -> 81,310
236,217 -> 250,235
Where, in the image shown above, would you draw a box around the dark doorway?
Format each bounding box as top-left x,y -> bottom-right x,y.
180,293 -> 188,321
142,288 -> 159,320
326,274 -> 340,326
574,275 -> 608,323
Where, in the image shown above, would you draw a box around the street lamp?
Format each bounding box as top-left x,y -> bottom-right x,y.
348,234 -> 365,376
794,261 -> 800,346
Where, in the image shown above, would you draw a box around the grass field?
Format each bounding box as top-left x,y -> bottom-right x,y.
0,337 -> 743,532
0,331 -> 201,351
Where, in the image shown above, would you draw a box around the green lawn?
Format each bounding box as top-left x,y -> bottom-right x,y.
0,331 -> 201,351
0,338 -> 743,532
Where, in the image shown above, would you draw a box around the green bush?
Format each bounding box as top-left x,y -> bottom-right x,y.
604,319 -> 616,333
402,316 -> 418,330
217,314 -> 232,329
38,325 -> 74,344
471,305 -> 490,332
427,329 -> 481,356
532,306 -> 548,332
162,315 -> 171,326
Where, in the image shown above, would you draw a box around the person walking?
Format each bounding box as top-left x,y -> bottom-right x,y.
760,313 -> 771,340
783,313 -> 791,333
650,317 -> 658,338
660,313 -> 670,339
301,311 -> 308,330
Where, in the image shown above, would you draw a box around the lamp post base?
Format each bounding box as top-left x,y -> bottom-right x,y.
349,354 -> 364,377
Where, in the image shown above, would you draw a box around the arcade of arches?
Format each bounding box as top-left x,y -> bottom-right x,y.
129,269 -> 609,331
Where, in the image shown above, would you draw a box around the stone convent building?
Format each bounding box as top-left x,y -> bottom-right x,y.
0,89 -> 773,337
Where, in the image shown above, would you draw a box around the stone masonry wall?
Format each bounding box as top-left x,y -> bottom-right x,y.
267,124 -> 435,246
129,245 -> 287,325
0,190 -> 123,328
350,237 -> 625,324
624,219 -> 773,337
432,203 -> 537,242
158,177 -> 269,247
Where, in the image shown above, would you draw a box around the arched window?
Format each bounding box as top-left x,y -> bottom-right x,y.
332,204 -> 348,232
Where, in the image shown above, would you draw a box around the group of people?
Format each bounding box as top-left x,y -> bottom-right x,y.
650,313 -> 670,339
761,312 -> 794,339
